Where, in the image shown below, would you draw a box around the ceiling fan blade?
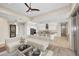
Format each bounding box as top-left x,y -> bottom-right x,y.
26,9 -> 30,12
24,3 -> 30,8
31,9 -> 40,11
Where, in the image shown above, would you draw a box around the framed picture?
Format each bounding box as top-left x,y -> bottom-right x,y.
10,24 -> 16,38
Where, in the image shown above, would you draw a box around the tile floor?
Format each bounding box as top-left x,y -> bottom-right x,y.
48,37 -> 75,56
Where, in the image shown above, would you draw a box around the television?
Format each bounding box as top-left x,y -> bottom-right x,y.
30,28 -> 36,35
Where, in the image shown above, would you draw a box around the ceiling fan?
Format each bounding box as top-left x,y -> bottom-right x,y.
24,3 -> 40,12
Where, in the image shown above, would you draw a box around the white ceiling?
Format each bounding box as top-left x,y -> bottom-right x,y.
0,3 -> 72,24
0,3 -> 71,17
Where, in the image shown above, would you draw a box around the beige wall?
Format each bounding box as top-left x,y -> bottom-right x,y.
68,17 -> 75,50
0,17 -> 9,43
